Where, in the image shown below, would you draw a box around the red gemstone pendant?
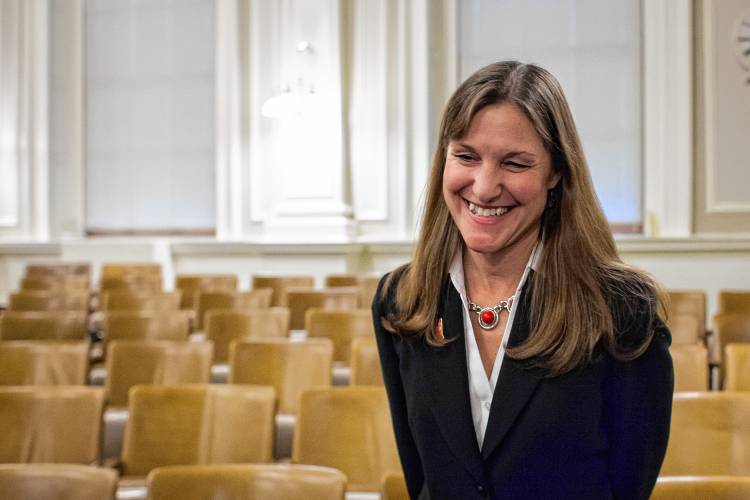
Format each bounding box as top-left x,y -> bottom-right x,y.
478,307 -> 499,330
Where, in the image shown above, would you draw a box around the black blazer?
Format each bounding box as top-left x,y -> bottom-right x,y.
373,271 -> 674,500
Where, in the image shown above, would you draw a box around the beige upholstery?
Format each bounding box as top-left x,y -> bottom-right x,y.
719,291 -> 750,315
229,338 -> 333,414
26,263 -> 91,279
668,314 -> 702,345
0,386 -> 104,464
121,384 -> 275,477
652,476 -> 750,500
102,311 -> 190,344
101,263 -> 162,280
0,464 -> 117,500
0,341 -> 89,385
100,290 -> 181,311
147,464 -> 346,500
99,276 -> 162,293
293,387 -> 400,492
381,471 -> 408,500
195,290 -> 273,330
725,344 -> 750,391
0,311 -> 88,340
325,274 -> 381,307
8,291 -> 89,312
671,344 -> 709,391
175,274 -> 238,309
105,340 -> 213,407
206,308 -> 290,363
288,290 -> 360,331
661,392 -> 750,476
667,291 -> 707,339
350,337 -> 384,386
252,276 -> 315,307
306,309 -> 375,363
21,275 -> 89,291
712,314 -> 750,365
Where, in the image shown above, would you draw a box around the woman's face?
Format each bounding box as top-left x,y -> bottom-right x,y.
442,102 -> 560,258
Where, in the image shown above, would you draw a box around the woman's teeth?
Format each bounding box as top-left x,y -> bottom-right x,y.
468,202 -> 509,217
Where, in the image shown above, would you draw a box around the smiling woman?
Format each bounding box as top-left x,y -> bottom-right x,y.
373,61 -> 674,499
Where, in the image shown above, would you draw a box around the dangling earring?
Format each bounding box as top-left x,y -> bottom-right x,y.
547,189 -> 556,208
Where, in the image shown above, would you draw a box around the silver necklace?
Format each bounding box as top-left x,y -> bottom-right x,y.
468,294 -> 515,330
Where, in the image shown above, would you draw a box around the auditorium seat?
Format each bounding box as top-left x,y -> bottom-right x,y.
120,385 -> 275,478
667,314 -> 703,346
101,263 -> 162,280
8,290 -> 89,312
671,344 -> 709,391
105,341 -> 213,407
381,471 -> 408,500
21,275 -> 89,291
712,314 -> 750,367
324,274 -> 381,307
667,291 -> 707,340
0,341 -> 89,385
0,311 -> 88,340
175,274 -> 238,309
205,308 -> 290,363
305,309 -> 374,363
229,338 -> 332,414
0,464 -> 117,500
0,386 -> 104,464
661,392 -> 750,476
724,344 -> 750,391
292,387 -> 400,492
102,311 -> 191,344
100,290 -> 181,311
251,276 -> 315,307
25,262 -> 91,281
718,291 -> 750,316
99,276 -> 162,293
147,464 -> 346,500
652,476 -> 750,500
288,290 -> 360,331
350,337 -> 384,386
194,289 -> 273,330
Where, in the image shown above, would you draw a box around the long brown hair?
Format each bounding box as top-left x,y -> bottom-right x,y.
382,61 -> 662,376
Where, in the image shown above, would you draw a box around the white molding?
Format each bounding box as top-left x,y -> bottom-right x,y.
642,0 -> 693,237
215,0 -> 245,240
349,0 -> 389,221
702,0 -> 750,215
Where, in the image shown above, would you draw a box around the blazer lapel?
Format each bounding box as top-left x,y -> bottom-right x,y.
480,285 -> 543,460
422,280 -> 485,483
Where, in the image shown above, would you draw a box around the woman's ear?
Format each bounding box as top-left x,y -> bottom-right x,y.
546,171 -> 561,190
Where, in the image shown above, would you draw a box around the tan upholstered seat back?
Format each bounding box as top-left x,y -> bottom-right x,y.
0,311 -> 88,340
719,291 -> 750,315
102,311 -> 190,344
667,291 -> 707,339
105,340 -> 213,407
229,338 -> 333,414
121,384 -> 275,477
100,290 -> 181,311
713,314 -> 750,365
8,291 -> 89,312
725,344 -> 750,391
651,476 -> 750,500
661,392 -> 750,475
670,344 -> 708,391
381,471 -> 408,500
147,464 -> 347,500
288,290 -> 360,331
21,275 -> 89,291
0,464 -> 117,500
251,276 -> 315,307
0,341 -> 89,386
293,387 -> 400,492
667,314 -> 702,345
175,274 -> 238,309
306,309 -> 375,362
325,274 -> 381,307
206,308 -> 289,363
350,337 -> 383,386
195,290 -> 273,329
0,386 -> 104,464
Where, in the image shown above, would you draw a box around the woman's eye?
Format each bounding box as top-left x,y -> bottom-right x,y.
454,153 -> 476,162
505,161 -> 531,169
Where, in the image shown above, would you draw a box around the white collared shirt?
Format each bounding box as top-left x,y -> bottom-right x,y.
448,242 -> 541,448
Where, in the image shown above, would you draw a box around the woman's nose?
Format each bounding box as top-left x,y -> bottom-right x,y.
472,163 -> 502,202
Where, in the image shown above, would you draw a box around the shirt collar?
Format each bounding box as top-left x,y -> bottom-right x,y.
449,239 -> 543,301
